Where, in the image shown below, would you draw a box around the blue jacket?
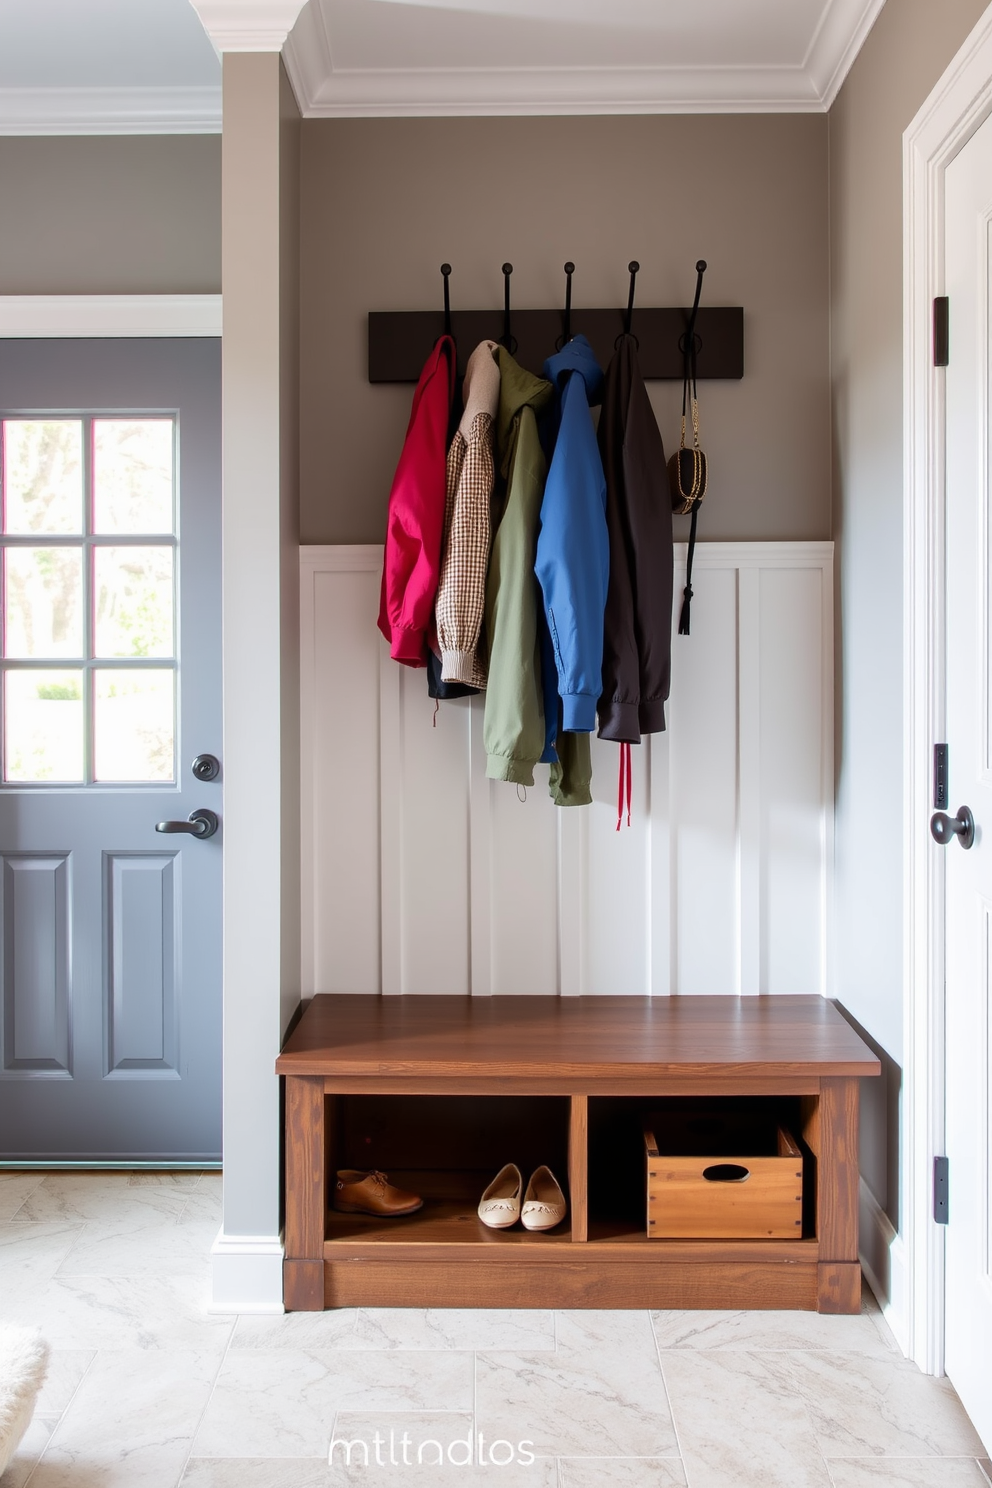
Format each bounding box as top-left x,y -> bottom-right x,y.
535,335 -> 610,733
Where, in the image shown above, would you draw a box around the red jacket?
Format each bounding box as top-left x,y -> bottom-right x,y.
377,335 -> 456,666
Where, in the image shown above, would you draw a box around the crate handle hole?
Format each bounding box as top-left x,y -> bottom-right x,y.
702,1163 -> 750,1183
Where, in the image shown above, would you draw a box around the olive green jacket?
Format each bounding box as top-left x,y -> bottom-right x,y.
483,350 -> 553,785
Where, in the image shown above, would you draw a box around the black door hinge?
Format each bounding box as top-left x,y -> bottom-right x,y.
934,1156 -> 949,1224
934,743 -> 949,809
934,297 -> 949,366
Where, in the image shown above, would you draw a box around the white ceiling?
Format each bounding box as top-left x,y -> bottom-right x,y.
0,0 -> 220,89
0,0 -> 886,133
0,0 -> 222,132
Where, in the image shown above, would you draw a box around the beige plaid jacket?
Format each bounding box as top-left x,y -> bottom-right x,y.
436,341 -> 500,687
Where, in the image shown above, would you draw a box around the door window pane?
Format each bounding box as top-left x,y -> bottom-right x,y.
1,412 -> 180,786
4,670 -> 84,781
93,547 -> 174,658
3,420 -> 83,534
92,420 -> 173,535
94,670 -> 174,782
4,547 -> 84,658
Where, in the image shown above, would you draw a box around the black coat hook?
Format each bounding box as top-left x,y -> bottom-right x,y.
501,263 -> 516,353
440,263 -> 452,338
681,259 -> 707,368
562,262 -> 574,344
624,261 -> 640,336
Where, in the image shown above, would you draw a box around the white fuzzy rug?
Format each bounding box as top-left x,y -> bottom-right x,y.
0,1326 -> 49,1476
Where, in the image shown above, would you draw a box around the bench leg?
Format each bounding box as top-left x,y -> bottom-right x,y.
805,1077 -> 861,1314
284,1075 -> 326,1311
817,1261 -> 862,1314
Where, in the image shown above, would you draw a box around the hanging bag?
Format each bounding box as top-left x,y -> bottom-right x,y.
669,383 -> 707,517
669,349 -> 707,635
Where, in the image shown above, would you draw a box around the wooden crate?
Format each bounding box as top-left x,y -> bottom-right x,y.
644,1112 -> 803,1240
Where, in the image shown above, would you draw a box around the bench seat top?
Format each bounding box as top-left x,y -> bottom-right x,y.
276,993 -> 881,1082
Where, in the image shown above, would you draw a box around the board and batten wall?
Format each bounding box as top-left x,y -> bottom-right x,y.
301,542 -> 832,1001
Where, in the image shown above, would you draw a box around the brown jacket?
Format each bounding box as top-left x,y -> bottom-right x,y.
597,333 -> 674,743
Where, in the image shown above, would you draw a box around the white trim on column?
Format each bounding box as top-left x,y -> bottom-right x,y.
0,296 -> 222,340
903,5 -> 992,1377
190,0 -> 309,52
209,1231 -> 285,1313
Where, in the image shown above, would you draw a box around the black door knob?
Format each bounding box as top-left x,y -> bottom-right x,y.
930,806 -> 975,849
191,754 -> 220,781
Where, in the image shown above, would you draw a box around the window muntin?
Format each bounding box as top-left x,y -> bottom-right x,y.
0,415 -> 177,785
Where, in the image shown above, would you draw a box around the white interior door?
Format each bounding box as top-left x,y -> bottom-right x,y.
942,111 -> 992,1453
0,338 -> 222,1162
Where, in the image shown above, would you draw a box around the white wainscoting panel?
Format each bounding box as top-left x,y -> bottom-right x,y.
301,542 -> 833,998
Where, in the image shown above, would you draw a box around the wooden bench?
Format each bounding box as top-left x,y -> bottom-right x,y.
276,993 -> 880,1313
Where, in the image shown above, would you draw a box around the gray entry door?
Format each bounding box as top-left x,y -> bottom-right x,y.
0,338 -> 221,1161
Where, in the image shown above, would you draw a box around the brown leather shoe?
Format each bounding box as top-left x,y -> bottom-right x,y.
332,1169 -> 423,1217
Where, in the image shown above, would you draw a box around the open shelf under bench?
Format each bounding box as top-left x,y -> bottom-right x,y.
276,994 -> 880,1314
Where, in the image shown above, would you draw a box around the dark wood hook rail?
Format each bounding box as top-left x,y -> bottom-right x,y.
369,305 -> 744,383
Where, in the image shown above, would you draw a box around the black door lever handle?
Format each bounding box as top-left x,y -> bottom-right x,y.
155,809 -> 219,839
930,806 -> 975,849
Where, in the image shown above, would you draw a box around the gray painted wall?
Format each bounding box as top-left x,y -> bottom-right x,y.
0,135 -> 220,294
829,0 -> 989,1227
299,113 -> 829,546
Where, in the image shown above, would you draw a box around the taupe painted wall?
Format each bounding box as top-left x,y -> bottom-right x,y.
0,135 -> 220,294
299,114 -> 829,546
829,0 -> 989,1226
218,53 -> 300,1264
279,63 -> 302,1044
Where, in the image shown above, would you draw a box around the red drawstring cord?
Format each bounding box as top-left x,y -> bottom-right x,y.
616,742 -> 632,831
616,745 -> 623,830
624,743 -> 632,827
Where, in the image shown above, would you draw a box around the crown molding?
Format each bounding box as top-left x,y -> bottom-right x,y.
0,296 -> 222,338
189,0 -> 309,52
0,0 -> 879,127
0,84 -> 221,135
281,2 -> 333,106
281,0 -> 882,117
804,0 -> 886,110
283,57 -> 825,117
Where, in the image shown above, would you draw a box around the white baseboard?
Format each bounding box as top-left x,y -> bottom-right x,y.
860,1177 -> 910,1356
209,1231 -> 285,1314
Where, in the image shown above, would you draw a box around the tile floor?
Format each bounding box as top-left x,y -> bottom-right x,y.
1,1170 -> 990,1487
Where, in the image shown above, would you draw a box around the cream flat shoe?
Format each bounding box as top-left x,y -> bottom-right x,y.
521,1166 -> 567,1232
478,1163 -> 523,1229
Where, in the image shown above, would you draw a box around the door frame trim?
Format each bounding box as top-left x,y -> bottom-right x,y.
0,295 -> 222,339
904,7 -> 992,1376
